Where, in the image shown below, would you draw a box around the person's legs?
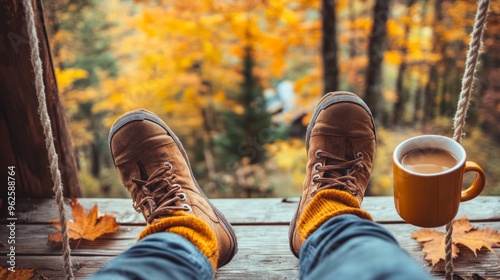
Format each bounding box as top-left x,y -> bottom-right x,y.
300,214 -> 430,280
93,233 -> 213,280
289,92 -> 430,279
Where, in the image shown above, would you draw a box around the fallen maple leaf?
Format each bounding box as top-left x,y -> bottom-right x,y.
411,216 -> 500,266
0,266 -> 36,280
48,198 -> 119,244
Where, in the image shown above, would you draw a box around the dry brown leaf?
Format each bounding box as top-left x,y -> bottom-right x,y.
48,198 -> 119,244
0,266 -> 36,280
411,216 -> 500,266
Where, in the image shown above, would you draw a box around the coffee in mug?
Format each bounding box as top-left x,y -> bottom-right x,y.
401,148 -> 457,174
393,135 -> 485,227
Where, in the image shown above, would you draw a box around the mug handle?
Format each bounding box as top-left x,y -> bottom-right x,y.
460,161 -> 486,202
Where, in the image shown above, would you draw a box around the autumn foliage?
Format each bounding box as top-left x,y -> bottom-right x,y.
0,266 -> 36,280
43,0 -> 500,198
412,217 -> 500,266
48,198 -> 119,245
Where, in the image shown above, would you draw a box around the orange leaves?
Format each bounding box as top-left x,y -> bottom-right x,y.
385,51 -> 403,65
412,217 -> 500,266
48,198 -> 119,245
0,266 -> 36,280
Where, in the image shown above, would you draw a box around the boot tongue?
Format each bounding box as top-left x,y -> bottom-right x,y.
344,140 -> 355,162
137,161 -> 149,181
313,135 -> 355,178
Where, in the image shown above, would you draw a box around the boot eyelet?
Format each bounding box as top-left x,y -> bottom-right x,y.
356,152 -> 363,159
311,187 -> 318,197
311,174 -> 320,185
315,149 -> 323,159
182,204 -> 192,212
132,202 -> 141,213
352,187 -> 359,196
172,183 -> 182,190
164,162 -> 173,170
178,193 -> 187,201
313,162 -> 322,172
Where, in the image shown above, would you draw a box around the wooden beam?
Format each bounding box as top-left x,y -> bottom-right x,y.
0,0 -> 81,198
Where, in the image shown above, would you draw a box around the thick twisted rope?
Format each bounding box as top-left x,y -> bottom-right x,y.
23,0 -> 74,279
452,0 -> 490,142
447,0 -> 490,279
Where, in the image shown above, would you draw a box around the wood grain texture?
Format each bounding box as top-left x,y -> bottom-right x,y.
12,196 -> 500,224
1,197 -> 499,279
0,0 -> 80,198
1,223 -> 499,279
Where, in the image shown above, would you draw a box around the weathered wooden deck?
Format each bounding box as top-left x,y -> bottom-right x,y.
1,196 -> 499,279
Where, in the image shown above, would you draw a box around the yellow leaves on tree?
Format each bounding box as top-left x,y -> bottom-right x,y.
265,138 -> 306,192
54,67 -> 97,149
0,266 -> 36,280
54,67 -> 88,93
412,216 -> 500,266
90,0 -> 323,141
48,198 -> 119,245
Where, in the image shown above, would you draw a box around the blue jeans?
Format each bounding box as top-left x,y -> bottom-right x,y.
94,215 -> 430,280
92,233 -> 213,280
300,214 -> 431,280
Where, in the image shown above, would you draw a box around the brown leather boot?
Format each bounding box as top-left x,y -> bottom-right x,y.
109,109 -> 238,268
289,91 -> 376,257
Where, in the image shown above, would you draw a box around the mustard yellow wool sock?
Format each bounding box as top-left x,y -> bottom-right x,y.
298,189 -> 373,243
138,211 -> 219,271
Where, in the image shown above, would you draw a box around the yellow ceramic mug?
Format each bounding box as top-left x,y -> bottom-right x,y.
393,135 -> 485,227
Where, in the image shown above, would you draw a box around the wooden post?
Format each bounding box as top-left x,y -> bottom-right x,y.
0,0 -> 81,198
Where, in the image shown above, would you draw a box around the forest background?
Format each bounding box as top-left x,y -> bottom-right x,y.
42,0 -> 500,198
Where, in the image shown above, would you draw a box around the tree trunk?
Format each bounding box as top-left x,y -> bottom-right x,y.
423,66 -> 438,130
348,1 -> 357,59
423,0 -> 444,128
91,143 -> 100,177
393,0 -> 416,126
413,81 -> 424,124
0,0 -> 81,198
200,106 -> 217,181
364,0 -> 392,121
321,0 -> 339,94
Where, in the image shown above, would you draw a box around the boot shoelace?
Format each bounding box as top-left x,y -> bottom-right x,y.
131,162 -> 191,223
311,149 -> 365,197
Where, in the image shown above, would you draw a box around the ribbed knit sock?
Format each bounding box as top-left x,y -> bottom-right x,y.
298,189 -> 373,243
137,211 -> 219,271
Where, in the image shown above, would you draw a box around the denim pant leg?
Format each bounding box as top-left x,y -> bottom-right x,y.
92,232 -> 213,280
300,214 -> 431,280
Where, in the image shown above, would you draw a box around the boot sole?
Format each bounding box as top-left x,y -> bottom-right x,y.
108,109 -> 238,267
289,91 -> 376,257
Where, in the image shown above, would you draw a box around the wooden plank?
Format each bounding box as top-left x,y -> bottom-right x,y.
4,197 -> 499,279
0,0 -> 81,198
8,255 -> 299,280
1,223 -> 499,279
6,256 -> 113,279
12,196 -> 500,225
10,250 -> 500,280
